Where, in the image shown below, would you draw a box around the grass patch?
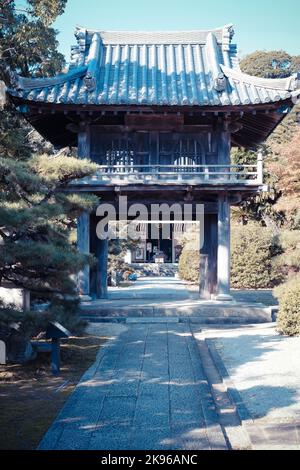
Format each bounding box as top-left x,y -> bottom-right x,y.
0,333 -> 107,450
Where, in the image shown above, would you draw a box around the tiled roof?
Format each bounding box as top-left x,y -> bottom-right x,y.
8,25 -> 300,107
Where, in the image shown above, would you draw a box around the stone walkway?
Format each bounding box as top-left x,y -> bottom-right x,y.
38,280 -> 281,450
39,323 -> 228,450
81,277 -> 272,323
108,277 -> 190,301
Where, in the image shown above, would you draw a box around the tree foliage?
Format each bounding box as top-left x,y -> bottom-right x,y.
237,49 -> 300,320
268,130 -> 300,225
240,50 -> 300,78
0,0 -> 65,80
0,152 -> 98,298
28,0 -> 67,25
0,0 -> 101,342
235,49 -> 300,230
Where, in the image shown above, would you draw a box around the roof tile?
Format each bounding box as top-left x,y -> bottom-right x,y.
8,25 -> 299,107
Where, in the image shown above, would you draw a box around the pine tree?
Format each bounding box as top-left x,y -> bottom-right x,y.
0,1 -> 99,342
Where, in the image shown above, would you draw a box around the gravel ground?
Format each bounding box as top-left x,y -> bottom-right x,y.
200,324 -> 300,423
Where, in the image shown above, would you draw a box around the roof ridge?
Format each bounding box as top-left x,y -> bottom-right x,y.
74,24 -> 235,46
75,24 -> 233,35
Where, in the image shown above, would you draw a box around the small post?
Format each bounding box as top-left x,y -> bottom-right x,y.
0,81 -> 6,109
257,151 -> 263,185
51,339 -> 60,375
0,340 -> 6,365
204,167 -> 209,181
46,322 -> 71,376
199,254 -> 210,299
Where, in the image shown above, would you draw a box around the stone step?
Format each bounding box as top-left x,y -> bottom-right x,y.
81,304 -> 272,324
129,263 -> 179,277
82,314 -> 272,325
126,317 -> 179,324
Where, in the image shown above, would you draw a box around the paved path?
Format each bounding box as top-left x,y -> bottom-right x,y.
39,323 -> 227,450
89,277 -> 277,304
108,277 -> 191,301
81,277 -> 272,323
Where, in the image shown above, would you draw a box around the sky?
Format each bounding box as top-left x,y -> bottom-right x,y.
51,0 -> 300,62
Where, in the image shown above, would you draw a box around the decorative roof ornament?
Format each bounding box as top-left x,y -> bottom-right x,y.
84,73 -> 96,92
291,72 -> 300,104
214,73 -> 227,92
83,33 -> 101,92
205,33 -> 227,92
290,72 -> 300,91
221,24 -> 235,52
75,26 -> 87,50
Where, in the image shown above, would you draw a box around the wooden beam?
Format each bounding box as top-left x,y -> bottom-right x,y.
89,124 -> 213,133
125,113 -> 183,130
12,96 -> 293,116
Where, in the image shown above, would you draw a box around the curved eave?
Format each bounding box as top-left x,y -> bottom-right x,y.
8,93 -> 294,150
221,65 -> 299,92
8,66 -> 87,93
7,83 -> 294,108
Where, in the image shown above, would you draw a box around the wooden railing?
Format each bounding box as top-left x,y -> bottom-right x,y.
90,153 -> 263,185
72,153 -> 264,186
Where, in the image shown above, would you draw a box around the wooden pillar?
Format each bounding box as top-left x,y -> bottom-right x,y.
199,254 -> 210,300
200,213 -> 217,299
216,194 -> 232,301
217,126 -> 231,179
77,122 -> 91,298
90,215 -> 108,300
96,239 -> 108,299
77,213 -> 90,297
78,122 -> 91,159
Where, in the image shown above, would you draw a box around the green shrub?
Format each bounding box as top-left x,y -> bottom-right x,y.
272,229 -> 300,278
274,275 -> 300,336
231,222 -> 279,289
178,246 -> 200,283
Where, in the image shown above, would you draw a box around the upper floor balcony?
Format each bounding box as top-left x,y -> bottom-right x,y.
72,153 -> 264,188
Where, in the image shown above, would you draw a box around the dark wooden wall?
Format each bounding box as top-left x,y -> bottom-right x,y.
90,129 -> 220,168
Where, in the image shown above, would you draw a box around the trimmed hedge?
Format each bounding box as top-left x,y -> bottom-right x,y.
274,275 -> 300,336
179,222 -> 281,288
178,246 -> 200,283
231,222 -> 279,289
